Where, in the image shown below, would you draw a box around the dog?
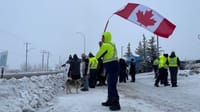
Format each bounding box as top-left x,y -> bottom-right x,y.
65,78 -> 83,94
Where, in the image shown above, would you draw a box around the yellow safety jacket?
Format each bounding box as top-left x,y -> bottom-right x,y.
89,57 -> 98,69
168,57 -> 178,67
96,32 -> 118,63
158,55 -> 167,69
153,59 -> 159,66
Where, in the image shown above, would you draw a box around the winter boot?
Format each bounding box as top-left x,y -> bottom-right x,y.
109,97 -> 121,111
109,101 -> 121,111
154,84 -> 159,87
164,83 -> 170,86
172,84 -> 178,87
81,88 -> 88,91
102,99 -> 112,106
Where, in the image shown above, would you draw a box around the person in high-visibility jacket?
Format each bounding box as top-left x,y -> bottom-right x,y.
153,57 -> 159,79
88,52 -> 98,88
168,51 -> 180,87
96,32 -> 120,111
154,54 -> 169,87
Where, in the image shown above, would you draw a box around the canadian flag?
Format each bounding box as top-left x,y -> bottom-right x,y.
114,3 -> 176,38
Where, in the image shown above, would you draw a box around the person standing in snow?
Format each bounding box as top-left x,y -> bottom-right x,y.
168,51 -> 180,87
62,54 -> 73,77
163,53 -> 170,86
1,67 -> 4,78
155,54 -> 169,87
80,53 -> 89,91
118,58 -> 128,83
152,57 -> 159,79
96,32 -> 121,111
88,52 -> 98,88
69,54 -> 81,80
129,58 -> 136,82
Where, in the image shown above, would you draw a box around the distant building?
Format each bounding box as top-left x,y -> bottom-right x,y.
0,51 -> 8,67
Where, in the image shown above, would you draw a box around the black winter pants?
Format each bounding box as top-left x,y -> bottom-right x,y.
169,67 -> 178,86
104,61 -> 119,102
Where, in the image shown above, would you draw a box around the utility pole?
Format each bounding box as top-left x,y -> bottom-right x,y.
58,56 -> 62,70
76,32 -> 86,54
41,50 -> 47,71
25,42 -> 31,72
46,51 -> 50,71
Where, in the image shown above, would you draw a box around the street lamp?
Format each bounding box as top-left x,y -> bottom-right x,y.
121,46 -> 124,58
76,32 -> 86,54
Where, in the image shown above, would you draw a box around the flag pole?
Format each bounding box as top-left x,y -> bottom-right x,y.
157,35 -> 159,56
103,19 -> 109,32
103,4 -> 126,32
103,14 -> 114,32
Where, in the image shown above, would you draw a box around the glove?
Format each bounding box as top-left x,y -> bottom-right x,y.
61,64 -> 66,67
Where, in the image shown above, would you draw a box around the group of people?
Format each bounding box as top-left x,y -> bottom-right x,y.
63,31 -> 181,111
62,52 -> 107,91
153,51 -> 180,87
62,31 -> 181,111
118,58 -> 136,83
62,32 -> 121,111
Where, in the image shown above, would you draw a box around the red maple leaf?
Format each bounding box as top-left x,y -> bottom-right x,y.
136,10 -> 156,27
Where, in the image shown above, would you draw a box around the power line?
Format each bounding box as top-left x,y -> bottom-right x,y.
40,50 -> 50,71
25,42 -> 31,72
46,52 -> 50,71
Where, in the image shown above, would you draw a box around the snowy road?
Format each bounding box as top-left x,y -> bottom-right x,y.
119,73 -> 200,112
38,72 -> 200,112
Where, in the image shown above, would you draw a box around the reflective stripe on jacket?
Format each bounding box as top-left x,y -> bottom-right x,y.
89,57 -> 98,69
96,32 -> 118,63
159,55 -> 167,69
168,57 -> 178,67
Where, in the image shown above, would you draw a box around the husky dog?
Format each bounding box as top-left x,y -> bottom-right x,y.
65,78 -> 82,94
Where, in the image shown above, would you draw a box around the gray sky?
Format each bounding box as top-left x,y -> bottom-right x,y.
0,0 -> 200,69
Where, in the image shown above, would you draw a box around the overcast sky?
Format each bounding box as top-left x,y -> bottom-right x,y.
0,0 -> 200,69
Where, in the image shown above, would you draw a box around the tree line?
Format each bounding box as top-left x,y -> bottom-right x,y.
124,34 -> 159,72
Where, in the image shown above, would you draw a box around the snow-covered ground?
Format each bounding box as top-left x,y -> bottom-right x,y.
0,70 -> 200,112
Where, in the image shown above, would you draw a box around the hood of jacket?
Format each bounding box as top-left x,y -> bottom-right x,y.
170,51 -> 176,58
159,55 -> 165,60
103,32 -> 112,43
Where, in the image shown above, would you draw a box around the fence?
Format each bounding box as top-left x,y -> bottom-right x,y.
1,70 -> 64,79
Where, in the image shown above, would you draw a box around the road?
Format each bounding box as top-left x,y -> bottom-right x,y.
119,73 -> 200,112
38,72 -> 200,112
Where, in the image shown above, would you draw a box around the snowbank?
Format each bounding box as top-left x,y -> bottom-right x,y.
0,70 -> 200,112
0,74 -> 65,112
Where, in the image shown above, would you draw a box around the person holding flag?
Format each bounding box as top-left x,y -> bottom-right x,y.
96,32 -> 120,111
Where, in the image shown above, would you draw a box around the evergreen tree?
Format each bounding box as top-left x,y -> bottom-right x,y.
146,36 -> 158,62
135,34 -> 148,72
146,36 -> 158,71
135,41 -> 143,56
135,34 -> 159,72
124,42 -> 133,58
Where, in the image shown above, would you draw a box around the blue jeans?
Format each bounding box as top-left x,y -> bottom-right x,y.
83,75 -> 89,89
104,61 -> 119,100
